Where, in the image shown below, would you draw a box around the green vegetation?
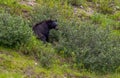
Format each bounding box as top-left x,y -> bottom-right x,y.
58,23 -> 120,72
0,0 -> 31,15
19,36 -> 56,68
0,12 -> 32,47
0,47 -> 91,78
0,0 -> 120,78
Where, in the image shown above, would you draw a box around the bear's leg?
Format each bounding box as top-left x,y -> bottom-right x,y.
40,36 -> 47,42
46,36 -> 49,42
37,33 -> 47,42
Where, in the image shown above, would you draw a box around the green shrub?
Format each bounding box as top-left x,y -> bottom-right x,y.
91,13 -> 119,28
30,0 -> 73,24
99,0 -> 114,14
92,0 -> 120,14
91,13 -> 120,30
67,0 -> 87,6
57,20 -> 120,73
0,12 -> 32,47
111,11 -> 120,20
30,5 -> 59,26
49,30 -> 60,43
0,0 -> 32,15
19,36 -> 56,68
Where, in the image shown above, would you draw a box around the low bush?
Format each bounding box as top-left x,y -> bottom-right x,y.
91,13 -> 119,29
97,0 -> 114,14
67,0 -> 87,6
92,0 -> 120,14
30,5 -> 59,26
112,11 -> 120,20
91,13 -> 107,24
0,12 -> 32,47
57,20 -> 120,73
0,0 -> 31,15
19,36 -> 56,68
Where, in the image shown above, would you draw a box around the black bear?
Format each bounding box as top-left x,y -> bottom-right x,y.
32,20 -> 58,42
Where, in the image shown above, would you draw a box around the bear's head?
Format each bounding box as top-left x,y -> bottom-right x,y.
46,20 -> 58,30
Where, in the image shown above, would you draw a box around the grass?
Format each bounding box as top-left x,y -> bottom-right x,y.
0,47 -> 82,78
0,0 -> 32,15
0,47 -> 120,78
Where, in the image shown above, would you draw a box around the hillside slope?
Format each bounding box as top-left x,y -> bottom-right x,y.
0,0 -> 120,78
0,47 -> 84,78
0,48 -> 120,78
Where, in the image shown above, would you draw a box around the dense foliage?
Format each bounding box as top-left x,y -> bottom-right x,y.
58,22 -> 120,72
20,36 -> 56,68
0,12 -> 32,47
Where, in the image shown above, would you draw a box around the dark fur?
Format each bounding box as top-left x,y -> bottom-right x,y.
33,20 -> 58,42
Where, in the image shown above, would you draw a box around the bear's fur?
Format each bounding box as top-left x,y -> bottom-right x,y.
32,20 -> 58,42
